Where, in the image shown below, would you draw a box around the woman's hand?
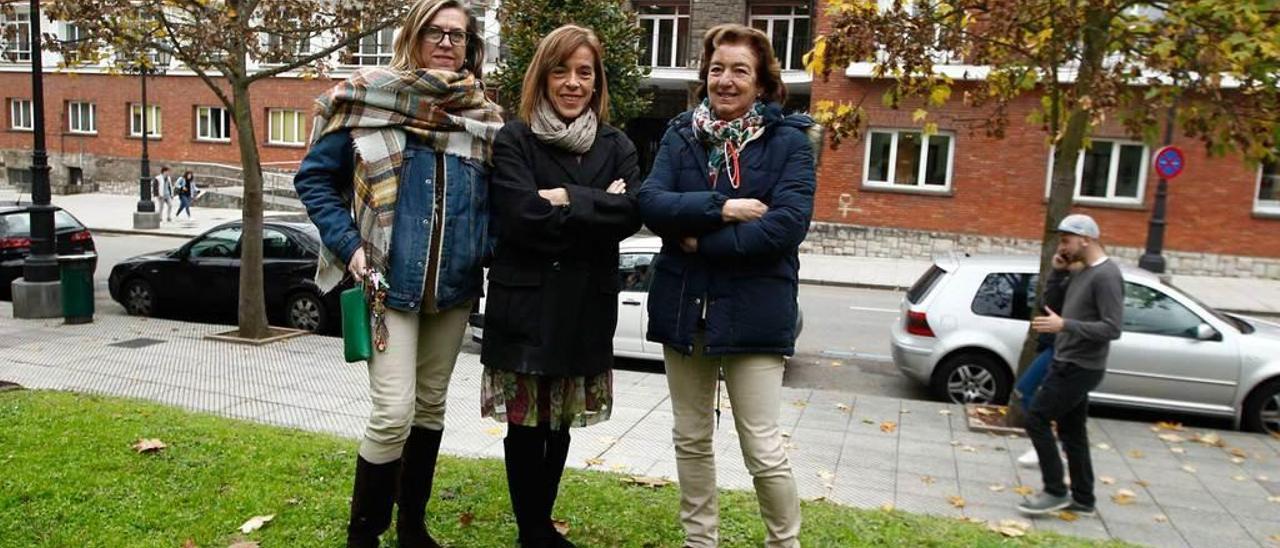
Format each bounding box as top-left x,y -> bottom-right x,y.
347,247 -> 368,280
538,188 -> 571,206
680,236 -> 698,253
606,179 -> 627,195
721,198 -> 768,223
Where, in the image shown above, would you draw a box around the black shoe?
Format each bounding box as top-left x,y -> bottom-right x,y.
397,427 -> 444,548
348,455 -> 400,548
1065,500 -> 1096,517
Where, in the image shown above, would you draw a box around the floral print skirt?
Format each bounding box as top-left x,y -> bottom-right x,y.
481,367 -> 613,430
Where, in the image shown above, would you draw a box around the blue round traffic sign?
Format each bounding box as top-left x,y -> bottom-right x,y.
1153,146 -> 1185,180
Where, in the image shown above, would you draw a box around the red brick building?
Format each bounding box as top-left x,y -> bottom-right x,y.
804,5 -> 1279,278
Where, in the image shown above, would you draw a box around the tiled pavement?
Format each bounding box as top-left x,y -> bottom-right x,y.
2,303 -> 1279,547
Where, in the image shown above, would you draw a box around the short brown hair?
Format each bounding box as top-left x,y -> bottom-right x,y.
518,25 -> 610,123
390,0 -> 485,74
696,24 -> 786,105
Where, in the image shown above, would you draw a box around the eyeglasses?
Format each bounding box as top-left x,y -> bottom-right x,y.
424,27 -> 468,47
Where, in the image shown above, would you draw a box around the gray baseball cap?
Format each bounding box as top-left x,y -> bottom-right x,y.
1057,214 -> 1100,239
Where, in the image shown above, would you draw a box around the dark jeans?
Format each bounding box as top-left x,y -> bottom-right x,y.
1015,347 -> 1055,410
1024,361 -> 1106,506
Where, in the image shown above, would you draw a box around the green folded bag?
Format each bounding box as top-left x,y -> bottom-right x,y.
341,283 -> 373,363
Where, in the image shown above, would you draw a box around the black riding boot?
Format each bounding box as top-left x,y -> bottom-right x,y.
505,424 -> 554,547
347,455 -> 400,548
543,428 -> 575,547
396,426 -> 444,548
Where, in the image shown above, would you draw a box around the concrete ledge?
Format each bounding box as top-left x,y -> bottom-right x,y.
133,211 -> 161,230
11,279 -> 61,319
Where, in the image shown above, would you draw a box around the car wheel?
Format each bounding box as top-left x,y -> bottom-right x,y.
1242,378 -> 1280,435
123,278 -> 156,316
286,291 -> 327,333
932,352 -> 1012,405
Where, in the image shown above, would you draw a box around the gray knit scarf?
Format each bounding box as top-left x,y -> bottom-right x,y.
530,99 -> 597,154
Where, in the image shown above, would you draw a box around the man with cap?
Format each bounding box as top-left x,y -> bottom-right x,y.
1018,213 -> 1124,517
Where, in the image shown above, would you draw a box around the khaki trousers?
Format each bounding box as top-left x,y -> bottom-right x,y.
664,339 -> 801,548
359,301 -> 471,464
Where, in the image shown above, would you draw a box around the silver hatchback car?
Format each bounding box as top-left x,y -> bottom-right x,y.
891,254 -> 1280,434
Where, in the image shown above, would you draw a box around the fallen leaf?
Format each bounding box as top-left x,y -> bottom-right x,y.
988,484 -> 1006,492
1267,534 -> 1279,546
989,519 -> 1030,538
1229,447 -> 1248,459
835,403 -> 851,413
880,421 -> 897,433
900,409 -> 912,414
1231,457 -> 1246,464
1192,432 -> 1224,447
938,409 -> 952,416
597,436 -> 619,446
181,540 -> 197,548
1100,476 -> 1116,485
1112,489 -> 1138,505
920,475 -> 936,485
960,445 -> 977,453
1154,514 -> 1168,523
1153,421 -> 1184,431
1094,442 -> 1111,450
818,469 -> 835,482
1232,475 -> 1248,481
239,514 -> 274,534
552,519 -> 570,535
1055,510 -> 1079,522
132,438 -> 167,454
584,458 -> 605,467
880,502 -> 895,512
622,476 -> 672,488
949,440 -> 962,446
1134,479 -> 1151,487
1269,496 -> 1280,504
1013,485 -> 1035,496
1181,465 -> 1197,474
791,400 -> 808,409
975,407 -> 999,417
947,495 -> 966,508
459,511 -> 475,527
1158,433 -> 1186,443
1170,447 -> 1186,455
1127,449 -> 1145,459
484,426 -> 504,437
830,360 -> 844,367
227,543 -> 259,548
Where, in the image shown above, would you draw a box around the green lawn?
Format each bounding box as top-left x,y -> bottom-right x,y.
0,390 -> 1124,547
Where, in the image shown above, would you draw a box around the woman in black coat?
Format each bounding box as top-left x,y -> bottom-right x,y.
480,24 -> 641,548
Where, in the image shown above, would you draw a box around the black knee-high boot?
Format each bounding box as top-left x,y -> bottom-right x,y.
348,455 -> 400,548
543,428 -> 575,548
396,426 -> 443,548
505,424 -> 553,547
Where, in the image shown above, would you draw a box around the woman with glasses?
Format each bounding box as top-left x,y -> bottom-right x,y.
293,1 -> 503,546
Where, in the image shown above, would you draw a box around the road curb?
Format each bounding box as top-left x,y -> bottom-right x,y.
90,226 -> 198,238
799,277 -> 910,292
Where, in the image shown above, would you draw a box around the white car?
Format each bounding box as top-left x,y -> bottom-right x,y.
891,253 -> 1280,434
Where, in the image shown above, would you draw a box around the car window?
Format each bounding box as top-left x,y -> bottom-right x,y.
971,273 -> 1036,320
189,226 -> 242,258
907,266 -> 945,304
1123,283 -> 1205,338
261,228 -> 310,259
0,211 -> 83,236
54,211 -> 83,231
619,252 -> 654,293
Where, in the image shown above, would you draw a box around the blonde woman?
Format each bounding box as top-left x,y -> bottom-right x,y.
292,1 -> 503,546
481,25 -> 641,548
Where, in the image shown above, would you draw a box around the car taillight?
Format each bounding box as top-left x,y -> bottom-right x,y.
906,311 -> 935,337
0,237 -> 31,250
70,230 -> 92,243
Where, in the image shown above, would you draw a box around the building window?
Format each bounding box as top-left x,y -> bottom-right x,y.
1046,139 -> 1148,205
475,6 -> 503,64
67,101 -> 96,134
749,4 -> 810,71
863,128 -> 954,191
129,104 -> 162,138
637,4 -> 690,68
264,32 -> 310,63
1258,159 -> 1280,215
1,8 -> 31,62
9,98 -> 33,131
350,27 -> 395,66
196,106 -> 232,142
267,109 -> 306,146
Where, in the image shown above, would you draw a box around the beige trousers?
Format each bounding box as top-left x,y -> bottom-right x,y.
359,301 -> 472,464
664,339 -> 802,548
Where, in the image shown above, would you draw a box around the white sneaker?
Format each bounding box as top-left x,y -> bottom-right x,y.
1017,448 -> 1039,468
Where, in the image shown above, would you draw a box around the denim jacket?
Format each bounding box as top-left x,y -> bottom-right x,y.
293,128 -> 493,311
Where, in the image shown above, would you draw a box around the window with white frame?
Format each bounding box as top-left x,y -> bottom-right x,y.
637,4 -> 690,68
62,22 -> 85,44
749,3 -> 810,71
904,0 -> 965,64
1,8 -> 31,62
67,102 -> 96,134
264,32 -> 310,62
9,98 -> 32,131
350,27 -> 395,66
1257,159 -> 1280,215
267,109 -> 306,146
1046,140 -> 1148,204
863,129 -> 954,190
130,104 -> 162,138
475,6 -> 502,64
196,106 -> 232,142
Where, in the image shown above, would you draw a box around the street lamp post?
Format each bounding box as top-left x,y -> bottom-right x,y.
12,0 -> 61,318
1139,105 -> 1178,275
132,47 -> 170,230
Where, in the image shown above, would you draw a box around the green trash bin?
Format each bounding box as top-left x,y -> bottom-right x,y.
60,253 -> 96,324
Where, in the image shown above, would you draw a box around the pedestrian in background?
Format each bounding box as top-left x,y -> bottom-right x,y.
153,166 -> 174,222
174,170 -> 195,219
292,0 -> 503,546
481,24 -> 641,548
637,24 -> 817,548
1018,214 -> 1124,517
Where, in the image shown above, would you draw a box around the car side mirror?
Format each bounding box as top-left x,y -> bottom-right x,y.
1195,323 -> 1220,341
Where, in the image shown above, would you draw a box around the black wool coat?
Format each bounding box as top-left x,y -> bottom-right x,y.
480,119 -> 642,378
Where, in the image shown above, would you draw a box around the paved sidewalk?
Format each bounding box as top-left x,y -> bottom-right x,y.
2,303 -> 1278,546
4,187 -> 1278,316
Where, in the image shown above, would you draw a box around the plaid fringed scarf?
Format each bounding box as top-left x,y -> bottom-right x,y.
308,67 -> 504,294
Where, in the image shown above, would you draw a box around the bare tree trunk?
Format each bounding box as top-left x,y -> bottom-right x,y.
231,81 -> 269,339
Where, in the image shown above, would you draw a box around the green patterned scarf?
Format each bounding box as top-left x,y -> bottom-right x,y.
692,98 -> 766,189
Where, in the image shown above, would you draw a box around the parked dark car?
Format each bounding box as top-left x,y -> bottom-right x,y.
1,205 -> 97,300
107,221 -> 346,333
